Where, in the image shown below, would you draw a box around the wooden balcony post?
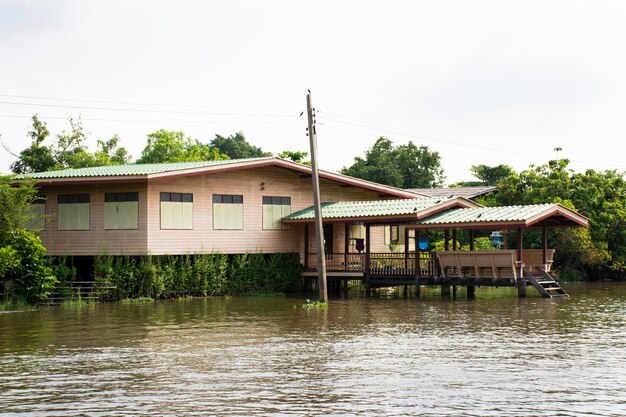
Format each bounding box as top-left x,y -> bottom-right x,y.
365,224 -> 371,290
469,229 -> 475,251
542,222 -> 548,270
517,227 -> 526,298
415,229 -> 421,278
304,224 -> 310,270
444,230 -> 450,251
345,223 -> 350,271
452,229 -> 458,251
404,226 -> 410,272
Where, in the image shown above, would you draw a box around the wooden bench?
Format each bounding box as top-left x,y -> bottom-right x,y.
520,249 -> 555,272
436,250 -> 519,280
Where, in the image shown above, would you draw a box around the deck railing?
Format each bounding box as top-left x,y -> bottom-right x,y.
307,253 -> 365,272
306,252 -> 437,276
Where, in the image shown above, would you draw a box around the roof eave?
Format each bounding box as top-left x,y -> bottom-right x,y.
525,205 -> 590,228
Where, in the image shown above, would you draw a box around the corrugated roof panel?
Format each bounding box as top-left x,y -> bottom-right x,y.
16,158 -> 270,179
284,197 -> 456,220
417,204 -> 558,224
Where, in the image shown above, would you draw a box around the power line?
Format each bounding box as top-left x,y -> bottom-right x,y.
317,114 -> 547,158
0,93 -> 296,112
318,121 -> 508,160
318,113 -> 626,170
0,100 -> 300,118
0,114 -> 301,125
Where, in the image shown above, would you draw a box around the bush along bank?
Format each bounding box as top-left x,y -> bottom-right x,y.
92,253 -> 303,300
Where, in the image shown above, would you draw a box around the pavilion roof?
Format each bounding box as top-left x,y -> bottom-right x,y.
282,197 -> 481,224
412,204 -> 589,229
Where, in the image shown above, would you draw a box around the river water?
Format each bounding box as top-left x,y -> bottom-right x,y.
1,283 -> 625,416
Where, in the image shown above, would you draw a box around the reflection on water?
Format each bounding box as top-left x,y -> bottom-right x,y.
1,283 -> 625,416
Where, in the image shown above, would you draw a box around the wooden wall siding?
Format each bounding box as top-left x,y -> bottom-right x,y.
145,166 -> 385,255
36,184 -> 149,256
36,166 -> 404,257
306,224 -> 389,256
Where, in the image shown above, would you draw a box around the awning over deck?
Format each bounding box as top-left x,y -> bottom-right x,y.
411,203 -> 589,230
283,198 -> 588,230
282,196 -> 481,224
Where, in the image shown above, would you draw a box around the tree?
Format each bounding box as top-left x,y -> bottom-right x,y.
1,229 -> 57,303
449,164 -> 513,187
0,176 -> 56,303
137,130 -> 228,163
0,176 -> 39,238
53,117 -> 98,169
470,164 -> 513,186
93,135 -> 131,166
10,115 -> 132,173
341,137 -> 445,188
10,115 -> 56,174
278,150 -> 310,165
482,156 -> 626,277
209,132 -> 271,159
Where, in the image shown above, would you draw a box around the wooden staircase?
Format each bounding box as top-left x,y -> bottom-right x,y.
523,268 -> 569,298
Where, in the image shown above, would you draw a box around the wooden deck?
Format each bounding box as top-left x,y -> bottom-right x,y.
304,250 -> 567,297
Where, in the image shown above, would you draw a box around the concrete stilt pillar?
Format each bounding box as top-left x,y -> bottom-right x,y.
441,285 -> 451,298
467,285 -> 475,299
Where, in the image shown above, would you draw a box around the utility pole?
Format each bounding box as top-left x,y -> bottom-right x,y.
306,91 -> 328,302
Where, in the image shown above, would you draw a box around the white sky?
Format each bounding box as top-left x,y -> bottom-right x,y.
1,0 -> 625,185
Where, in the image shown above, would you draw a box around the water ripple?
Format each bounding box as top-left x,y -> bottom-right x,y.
0,283 -> 625,416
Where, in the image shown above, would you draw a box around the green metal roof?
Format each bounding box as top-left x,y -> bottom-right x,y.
284,197 -> 461,221
16,158 -> 270,179
416,204 -> 588,227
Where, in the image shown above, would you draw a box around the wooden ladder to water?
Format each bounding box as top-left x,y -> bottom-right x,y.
523,268 -> 569,298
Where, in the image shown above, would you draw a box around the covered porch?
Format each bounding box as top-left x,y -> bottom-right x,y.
284,199 -> 589,298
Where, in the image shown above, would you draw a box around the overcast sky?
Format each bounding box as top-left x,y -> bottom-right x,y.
1,0 -> 625,184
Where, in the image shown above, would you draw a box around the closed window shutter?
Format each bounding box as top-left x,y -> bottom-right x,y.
58,203 -> 90,230
25,204 -> 46,230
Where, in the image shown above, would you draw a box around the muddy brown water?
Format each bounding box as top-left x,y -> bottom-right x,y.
1,283 -> 625,416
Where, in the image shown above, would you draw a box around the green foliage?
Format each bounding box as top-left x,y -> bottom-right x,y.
137,129 -> 228,163
341,137 -> 445,188
48,256 -> 78,299
1,230 -> 57,303
92,253 -> 300,300
452,164 -> 513,187
93,135 -> 131,166
209,132 -> 272,159
481,154 -> 626,276
0,298 -> 30,311
0,176 -> 39,236
0,246 -> 19,276
10,115 -> 131,173
471,164 -> 514,186
278,150 -> 310,165
10,115 -> 55,173
300,299 -> 328,310
53,117 -> 95,169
